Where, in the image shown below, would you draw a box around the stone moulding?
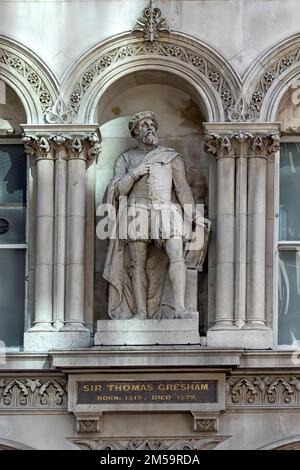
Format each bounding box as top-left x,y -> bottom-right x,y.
70,436 -> 228,451
226,376 -> 300,407
0,377 -> 67,410
243,33 -> 300,122
61,31 -> 240,123
0,35 -> 59,123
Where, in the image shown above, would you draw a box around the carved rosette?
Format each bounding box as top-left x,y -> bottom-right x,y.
226,376 -> 300,406
0,377 -> 67,409
204,131 -> 280,159
22,131 -> 101,164
66,38 -> 234,118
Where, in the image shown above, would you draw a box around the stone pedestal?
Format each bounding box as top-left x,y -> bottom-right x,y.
24,330 -> 91,352
95,316 -> 200,346
207,326 -> 273,349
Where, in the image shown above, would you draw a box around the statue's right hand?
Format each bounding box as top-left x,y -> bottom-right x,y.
132,163 -> 150,178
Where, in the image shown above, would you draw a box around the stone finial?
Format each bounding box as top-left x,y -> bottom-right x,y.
133,1 -> 171,42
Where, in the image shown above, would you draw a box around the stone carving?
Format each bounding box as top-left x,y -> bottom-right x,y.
22,131 -> 100,163
133,1 -> 171,42
193,417 -> 218,432
102,111 -> 209,320
77,420 -> 99,433
227,96 -> 257,122
0,46 -> 54,113
67,38 -> 233,117
45,97 -> 74,124
0,377 -> 67,409
205,131 -> 280,159
226,376 -> 300,406
71,437 -> 227,450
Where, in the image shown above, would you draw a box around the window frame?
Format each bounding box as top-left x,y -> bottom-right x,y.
275,135 -> 300,349
0,137 -> 28,351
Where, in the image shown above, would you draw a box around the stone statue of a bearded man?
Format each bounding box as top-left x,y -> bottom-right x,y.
103,111 -> 207,320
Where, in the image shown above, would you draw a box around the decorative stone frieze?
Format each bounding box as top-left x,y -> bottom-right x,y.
226,376 -> 300,407
66,35 -> 235,121
70,437 -> 228,450
0,377 -> 67,410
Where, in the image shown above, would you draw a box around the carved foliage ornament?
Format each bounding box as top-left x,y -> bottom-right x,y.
71,437 -> 227,451
22,132 -> 100,162
0,377 -> 67,409
204,131 -> 280,158
68,39 -> 233,118
133,1 -> 171,42
0,46 -> 53,113
226,376 -> 300,406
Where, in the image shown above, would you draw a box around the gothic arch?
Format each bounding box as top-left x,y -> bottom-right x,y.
61,31 -> 241,123
243,33 -> 300,122
259,434 -> 300,450
0,438 -> 35,450
0,35 -> 59,123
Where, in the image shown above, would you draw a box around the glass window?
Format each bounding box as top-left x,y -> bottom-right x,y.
279,143 -> 300,241
0,144 -> 26,347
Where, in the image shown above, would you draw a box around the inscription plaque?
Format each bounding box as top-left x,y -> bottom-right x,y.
77,380 -> 218,404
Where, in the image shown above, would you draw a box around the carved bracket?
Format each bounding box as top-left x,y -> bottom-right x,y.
76,414 -> 103,434
191,412 -> 219,432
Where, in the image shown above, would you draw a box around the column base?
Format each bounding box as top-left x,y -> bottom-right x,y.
60,323 -> 90,332
28,323 -> 56,332
24,330 -> 91,352
243,321 -> 269,329
95,316 -> 200,346
207,325 -> 273,349
209,322 -> 238,331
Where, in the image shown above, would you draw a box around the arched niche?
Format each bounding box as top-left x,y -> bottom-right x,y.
0,35 -> 59,124
91,69 -> 214,332
0,81 -> 27,134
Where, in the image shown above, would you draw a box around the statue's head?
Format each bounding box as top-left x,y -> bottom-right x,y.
128,111 -> 159,146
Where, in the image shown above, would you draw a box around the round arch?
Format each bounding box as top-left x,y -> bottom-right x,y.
243,33 -> 300,122
0,35 -> 60,124
0,438 -> 35,450
259,434 -> 300,450
61,31 -> 241,124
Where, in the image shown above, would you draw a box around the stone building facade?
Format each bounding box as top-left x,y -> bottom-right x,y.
1,0 -> 300,450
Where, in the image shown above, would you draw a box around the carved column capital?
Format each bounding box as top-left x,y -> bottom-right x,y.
250,131 -> 280,159
22,134 -> 54,162
204,132 -> 235,158
22,125 -> 101,164
204,123 -> 281,159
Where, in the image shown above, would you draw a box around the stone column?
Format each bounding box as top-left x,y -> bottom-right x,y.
22,125 -> 101,351
205,131 -> 236,329
52,134 -> 68,330
246,132 -> 280,327
232,132 -> 252,327
204,123 -> 280,349
62,131 -> 100,332
23,134 -> 55,331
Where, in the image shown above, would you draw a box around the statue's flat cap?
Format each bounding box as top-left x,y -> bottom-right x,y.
128,111 -> 158,135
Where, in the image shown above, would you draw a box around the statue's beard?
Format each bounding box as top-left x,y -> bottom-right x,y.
142,131 -> 159,146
